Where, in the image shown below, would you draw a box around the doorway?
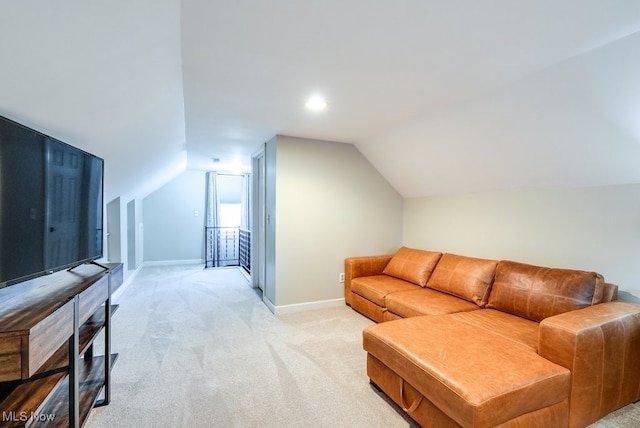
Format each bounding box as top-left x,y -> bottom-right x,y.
106,197 -> 121,263
251,148 -> 266,293
204,172 -> 251,270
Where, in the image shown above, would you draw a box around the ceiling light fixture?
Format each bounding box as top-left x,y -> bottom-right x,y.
305,96 -> 327,112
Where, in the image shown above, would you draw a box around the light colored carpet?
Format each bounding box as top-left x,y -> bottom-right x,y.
86,264 -> 639,428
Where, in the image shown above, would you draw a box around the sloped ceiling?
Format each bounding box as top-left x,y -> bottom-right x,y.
0,1 -> 186,203
1,1 -> 640,202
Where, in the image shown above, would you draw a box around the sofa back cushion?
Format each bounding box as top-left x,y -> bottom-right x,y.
426,253 -> 498,306
382,247 -> 442,286
487,260 -> 605,322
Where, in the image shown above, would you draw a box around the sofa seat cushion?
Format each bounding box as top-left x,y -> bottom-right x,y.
487,260 -> 605,322
385,288 -> 480,318
363,315 -> 570,428
382,247 -> 442,286
351,275 -> 418,306
426,253 -> 498,307
446,309 -> 540,351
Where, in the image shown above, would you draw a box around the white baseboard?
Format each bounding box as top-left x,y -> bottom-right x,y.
273,297 -> 346,315
111,265 -> 142,302
111,262 -> 244,302
238,267 -> 251,282
262,295 -> 276,314
141,259 -> 204,267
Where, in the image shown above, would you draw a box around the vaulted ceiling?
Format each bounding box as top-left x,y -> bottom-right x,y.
1,1 -> 639,202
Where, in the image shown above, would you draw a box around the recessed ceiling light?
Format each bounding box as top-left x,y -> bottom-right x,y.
305,96 -> 327,111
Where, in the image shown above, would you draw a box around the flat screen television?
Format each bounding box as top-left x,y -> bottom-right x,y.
0,115 -> 104,288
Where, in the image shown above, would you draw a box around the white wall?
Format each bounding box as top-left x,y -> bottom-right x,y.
142,170 -> 206,263
403,184 -> 640,301
271,136 -> 403,309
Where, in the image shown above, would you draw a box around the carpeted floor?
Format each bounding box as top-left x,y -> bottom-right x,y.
86,264 -> 639,427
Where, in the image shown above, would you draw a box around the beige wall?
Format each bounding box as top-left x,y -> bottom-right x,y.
272,136 -> 403,309
264,137 -> 277,306
403,184 -> 640,301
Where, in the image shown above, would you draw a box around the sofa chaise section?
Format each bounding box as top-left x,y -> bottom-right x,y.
364,314 -> 571,427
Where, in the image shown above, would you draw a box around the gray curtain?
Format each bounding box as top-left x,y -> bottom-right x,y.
240,173 -> 251,231
204,171 -> 219,267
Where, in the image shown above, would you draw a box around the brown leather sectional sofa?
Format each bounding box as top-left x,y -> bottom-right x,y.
345,247 -> 640,428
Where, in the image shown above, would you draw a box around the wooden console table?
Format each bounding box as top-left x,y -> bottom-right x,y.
0,262 -> 122,427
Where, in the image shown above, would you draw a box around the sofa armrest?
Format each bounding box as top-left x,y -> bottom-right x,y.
344,255 -> 392,306
603,282 -> 618,302
538,301 -> 640,428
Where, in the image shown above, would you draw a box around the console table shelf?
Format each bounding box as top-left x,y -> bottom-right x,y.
0,263 -> 122,427
39,354 -> 119,427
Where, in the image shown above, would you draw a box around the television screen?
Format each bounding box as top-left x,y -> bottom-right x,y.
0,115 -> 104,287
